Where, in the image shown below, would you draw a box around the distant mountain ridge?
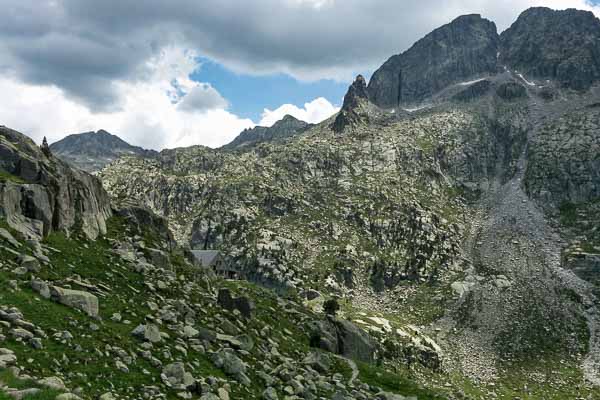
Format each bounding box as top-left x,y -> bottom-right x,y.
50,130 -> 157,172
222,114 -> 313,150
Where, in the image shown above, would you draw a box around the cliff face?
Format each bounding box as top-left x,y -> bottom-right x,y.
500,7 -> 600,91
0,126 -> 112,240
368,14 -> 499,108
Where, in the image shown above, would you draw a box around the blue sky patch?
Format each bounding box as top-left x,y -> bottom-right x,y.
191,57 -> 352,121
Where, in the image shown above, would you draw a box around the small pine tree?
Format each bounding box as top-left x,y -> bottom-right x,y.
41,136 -> 51,157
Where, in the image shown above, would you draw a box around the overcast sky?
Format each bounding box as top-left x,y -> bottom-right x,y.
1,0 -> 599,149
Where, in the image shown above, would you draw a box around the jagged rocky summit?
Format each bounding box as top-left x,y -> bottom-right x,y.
368,7 -> 600,110
368,14 -> 499,108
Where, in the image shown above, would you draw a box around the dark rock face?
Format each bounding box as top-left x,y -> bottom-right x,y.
217,289 -> 255,318
368,14 -> 499,108
50,130 -> 157,172
308,316 -> 377,363
500,7 -> 600,91
565,252 -> 600,287
0,126 -> 112,240
332,75 -> 370,132
495,82 -> 527,101
223,115 -> 313,150
451,79 -> 492,102
115,205 -> 176,251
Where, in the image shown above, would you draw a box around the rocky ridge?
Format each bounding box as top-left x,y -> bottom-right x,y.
222,115 -> 313,150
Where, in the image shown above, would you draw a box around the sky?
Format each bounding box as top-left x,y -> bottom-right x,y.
0,0 -> 599,149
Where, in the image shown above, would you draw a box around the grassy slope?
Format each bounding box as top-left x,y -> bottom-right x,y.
0,217 -> 449,399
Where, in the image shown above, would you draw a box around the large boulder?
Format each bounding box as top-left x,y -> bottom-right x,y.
211,349 -> 251,385
217,289 -> 255,318
336,319 -> 378,363
308,316 -> 378,363
50,286 -> 99,317
131,324 -> 162,343
162,362 -> 195,389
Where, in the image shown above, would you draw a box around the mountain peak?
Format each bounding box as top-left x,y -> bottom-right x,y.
223,115 -> 313,150
367,13 -> 498,108
332,74 -> 372,132
279,114 -> 301,122
49,130 -> 156,172
500,6 -> 600,90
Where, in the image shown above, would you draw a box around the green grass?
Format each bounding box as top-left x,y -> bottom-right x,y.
0,217 -> 229,399
0,370 -> 62,400
558,201 -> 578,226
0,170 -> 26,184
2,211 -> 597,400
357,362 -> 449,399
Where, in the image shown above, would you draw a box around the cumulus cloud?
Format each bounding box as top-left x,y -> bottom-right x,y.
259,97 -> 340,127
1,0 -> 599,148
0,47 -> 254,150
177,84 -> 228,113
2,0 -> 600,109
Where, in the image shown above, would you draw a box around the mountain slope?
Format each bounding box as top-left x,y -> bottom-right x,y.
50,130 -> 157,172
222,115 -> 313,150
97,8 -> 600,398
0,127 -> 450,400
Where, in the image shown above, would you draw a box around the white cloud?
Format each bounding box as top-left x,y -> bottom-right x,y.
2,1 -> 600,150
177,83 -> 228,113
259,97 -> 340,127
0,47 -> 254,150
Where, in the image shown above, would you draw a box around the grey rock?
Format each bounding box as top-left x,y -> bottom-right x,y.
0,228 -> 20,247
0,126 -> 112,240
303,351 -> 331,373
262,387 -> 279,400
49,286 -> 99,317
132,324 -> 162,343
162,362 -> 195,388
37,376 -> 67,390
20,255 -> 40,273
31,280 -> 50,299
